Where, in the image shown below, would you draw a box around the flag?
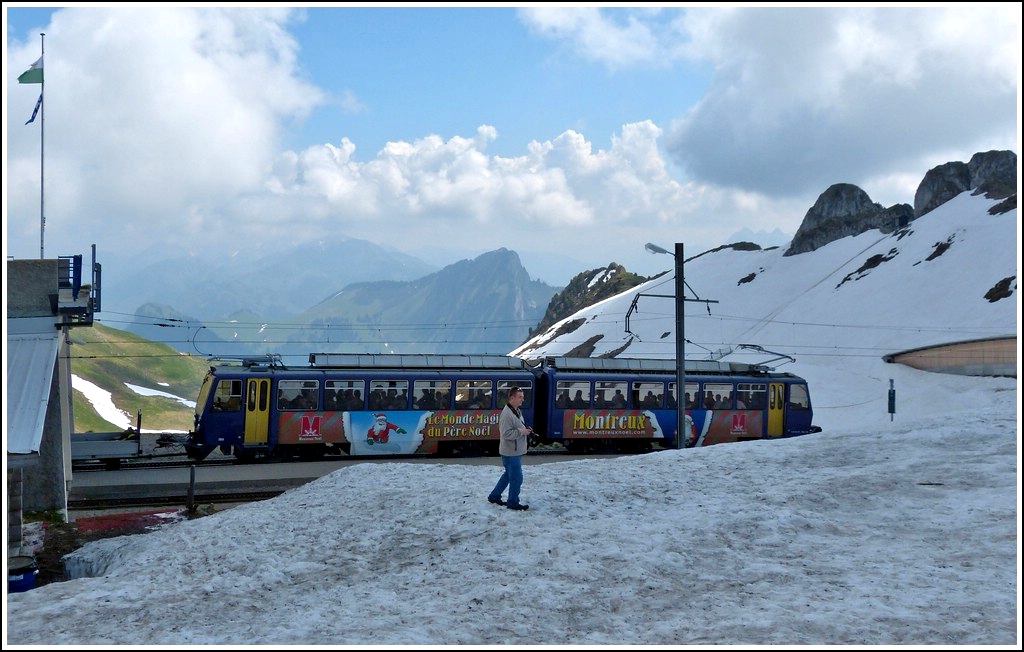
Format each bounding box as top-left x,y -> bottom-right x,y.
26,93 -> 43,125
18,56 -> 44,84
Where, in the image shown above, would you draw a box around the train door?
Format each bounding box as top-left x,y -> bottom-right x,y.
767,382 -> 785,437
244,377 -> 271,446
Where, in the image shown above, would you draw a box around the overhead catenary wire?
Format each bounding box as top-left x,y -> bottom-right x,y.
82,311 -> 1007,355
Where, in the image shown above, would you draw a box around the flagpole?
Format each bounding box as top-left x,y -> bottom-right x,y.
39,32 -> 46,259
19,34 -> 46,257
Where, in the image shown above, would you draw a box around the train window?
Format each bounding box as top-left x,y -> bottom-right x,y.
211,379 -> 242,412
325,380 -> 365,410
455,380 -> 492,410
632,382 -> 664,409
593,381 -> 624,408
665,383 -> 677,408
278,380 -> 319,411
414,380 -> 451,410
737,383 -> 767,409
558,381 -> 594,409
497,381 -> 533,409
675,383 -> 700,409
369,380 -> 409,410
701,383 -> 733,409
788,383 -> 810,410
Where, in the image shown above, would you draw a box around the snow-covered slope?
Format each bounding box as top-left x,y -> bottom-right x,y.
513,191 -> 1017,434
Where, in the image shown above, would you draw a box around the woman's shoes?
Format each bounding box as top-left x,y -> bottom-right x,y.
506,503 -> 529,511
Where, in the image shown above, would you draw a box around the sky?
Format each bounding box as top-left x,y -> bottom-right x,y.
3,185 -> 1019,646
4,4 -> 1020,285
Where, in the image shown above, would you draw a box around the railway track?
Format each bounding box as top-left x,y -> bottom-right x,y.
72,455 -> 235,472
71,446 -> 576,472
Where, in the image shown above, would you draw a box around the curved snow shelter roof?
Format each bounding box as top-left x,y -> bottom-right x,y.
882,336 -> 1016,377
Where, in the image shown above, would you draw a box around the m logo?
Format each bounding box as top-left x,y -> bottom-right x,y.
731,413 -> 746,433
301,415 -> 322,439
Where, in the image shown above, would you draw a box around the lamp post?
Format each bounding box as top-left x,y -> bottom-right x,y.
645,242 -> 686,449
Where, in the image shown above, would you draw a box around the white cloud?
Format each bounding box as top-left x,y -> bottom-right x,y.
5,6 -> 1015,288
517,6 -> 1017,204
249,120 -> 717,257
518,7 -> 661,70
336,88 -> 368,114
7,7 -> 324,249
665,6 -> 1019,198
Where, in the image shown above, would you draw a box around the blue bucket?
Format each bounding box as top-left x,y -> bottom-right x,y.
8,556 -> 38,593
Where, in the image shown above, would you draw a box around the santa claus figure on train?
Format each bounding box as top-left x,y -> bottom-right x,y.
367,413 -> 405,445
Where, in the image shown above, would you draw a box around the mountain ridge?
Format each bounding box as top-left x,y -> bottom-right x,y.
293,248 -> 558,356
513,189 -> 1016,371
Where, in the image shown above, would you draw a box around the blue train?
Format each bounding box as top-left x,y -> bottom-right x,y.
185,353 -> 818,461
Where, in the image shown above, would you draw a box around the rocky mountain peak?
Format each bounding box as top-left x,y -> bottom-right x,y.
786,150 -> 1016,257
915,150 -> 1017,217
784,184 -> 912,256
528,263 -> 649,339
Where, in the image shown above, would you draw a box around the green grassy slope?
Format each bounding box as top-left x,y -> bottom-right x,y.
69,322 -> 211,432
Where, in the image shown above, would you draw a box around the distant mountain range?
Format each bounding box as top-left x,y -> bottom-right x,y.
121,248 -> 569,359
104,236 -> 438,321
289,248 -> 559,356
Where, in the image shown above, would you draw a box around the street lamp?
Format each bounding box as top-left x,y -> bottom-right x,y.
645,242 -> 686,450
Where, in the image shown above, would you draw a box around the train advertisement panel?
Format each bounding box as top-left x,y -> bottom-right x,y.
277,408 -> 529,455
276,411 -> 346,446
334,409 -> 506,455
347,409 -> 506,455
559,408 -> 765,447
276,407 -> 766,452
561,410 -> 665,439
690,410 -> 764,446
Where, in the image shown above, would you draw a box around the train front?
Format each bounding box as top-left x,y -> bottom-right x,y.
185,367 -> 218,461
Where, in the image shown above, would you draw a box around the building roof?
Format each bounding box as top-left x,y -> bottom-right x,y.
6,317 -> 61,455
